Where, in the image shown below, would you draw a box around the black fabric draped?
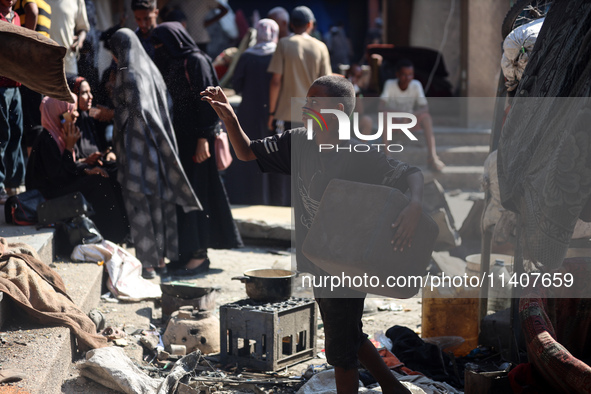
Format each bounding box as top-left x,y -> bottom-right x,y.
75,111 -> 107,159
498,0 -> 591,268
151,22 -> 242,264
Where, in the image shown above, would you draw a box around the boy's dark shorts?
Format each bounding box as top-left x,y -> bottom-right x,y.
315,290 -> 368,370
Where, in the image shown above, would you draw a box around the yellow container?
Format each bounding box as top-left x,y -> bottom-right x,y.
421,285 -> 479,357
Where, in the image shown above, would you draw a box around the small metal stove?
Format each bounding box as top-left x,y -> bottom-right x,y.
220,297 -> 317,371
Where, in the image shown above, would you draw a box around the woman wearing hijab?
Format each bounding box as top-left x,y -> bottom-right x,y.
227,18 -> 280,205
151,22 -> 242,276
69,77 -> 115,166
25,95 -> 129,244
109,28 -> 201,279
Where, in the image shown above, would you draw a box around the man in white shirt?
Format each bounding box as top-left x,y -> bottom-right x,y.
47,0 -> 89,77
380,59 -> 445,171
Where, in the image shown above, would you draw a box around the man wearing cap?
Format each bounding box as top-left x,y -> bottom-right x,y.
266,6 -> 331,206
267,6 -> 331,135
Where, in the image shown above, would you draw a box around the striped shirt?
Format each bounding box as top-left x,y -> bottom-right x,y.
14,0 -> 52,37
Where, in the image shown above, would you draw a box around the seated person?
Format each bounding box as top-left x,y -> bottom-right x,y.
69,77 -> 116,172
25,95 -> 128,244
380,59 -> 445,172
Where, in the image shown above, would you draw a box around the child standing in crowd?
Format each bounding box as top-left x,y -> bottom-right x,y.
202,76 -> 416,394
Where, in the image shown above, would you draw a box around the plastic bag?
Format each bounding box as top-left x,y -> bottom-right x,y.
71,241 -> 162,301
501,17 -> 544,91
373,330 -> 393,352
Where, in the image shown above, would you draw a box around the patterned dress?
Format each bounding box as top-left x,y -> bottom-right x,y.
109,28 -> 201,268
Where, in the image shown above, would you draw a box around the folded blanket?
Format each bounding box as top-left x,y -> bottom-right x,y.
0,238 -> 107,351
0,22 -> 73,102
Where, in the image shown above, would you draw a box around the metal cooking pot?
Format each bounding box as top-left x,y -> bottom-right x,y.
232,269 -> 295,302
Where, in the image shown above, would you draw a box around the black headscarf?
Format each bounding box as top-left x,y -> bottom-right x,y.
151,22 -> 200,58
151,22 -> 220,134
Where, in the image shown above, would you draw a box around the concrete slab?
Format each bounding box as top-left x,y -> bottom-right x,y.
231,205 -> 293,242
0,261 -> 104,394
0,226 -> 54,265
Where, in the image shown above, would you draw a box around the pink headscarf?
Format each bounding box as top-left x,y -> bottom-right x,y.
245,18 -> 279,56
40,93 -> 77,155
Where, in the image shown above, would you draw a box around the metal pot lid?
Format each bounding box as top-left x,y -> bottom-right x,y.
243,268 -> 295,278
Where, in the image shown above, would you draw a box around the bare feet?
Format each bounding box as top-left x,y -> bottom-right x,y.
428,156 -> 446,172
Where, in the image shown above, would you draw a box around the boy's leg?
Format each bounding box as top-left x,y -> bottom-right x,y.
315,293 -> 410,394
315,295 -> 366,394
357,338 -> 411,394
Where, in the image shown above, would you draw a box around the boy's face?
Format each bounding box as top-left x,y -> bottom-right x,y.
396,66 -> 414,90
134,8 -> 158,35
303,84 -> 344,145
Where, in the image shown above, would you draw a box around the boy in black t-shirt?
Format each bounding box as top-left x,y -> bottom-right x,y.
202,76 -> 419,394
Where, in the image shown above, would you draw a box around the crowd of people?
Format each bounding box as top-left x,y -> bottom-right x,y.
0,1 -> 443,391
0,0 -> 248,279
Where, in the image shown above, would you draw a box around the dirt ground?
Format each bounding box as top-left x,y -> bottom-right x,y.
61,245 -> 424,393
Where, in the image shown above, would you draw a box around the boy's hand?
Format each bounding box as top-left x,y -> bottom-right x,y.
200,86 -> 235,121
391,201 -> 422,252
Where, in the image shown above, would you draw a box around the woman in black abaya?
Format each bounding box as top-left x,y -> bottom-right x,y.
151,22 -> 242,275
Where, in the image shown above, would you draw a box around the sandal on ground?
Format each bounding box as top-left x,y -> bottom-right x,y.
142,267 -> 157,279
172,258 -> 210,277
0,369 -> 26,383
427,157 -> 446,172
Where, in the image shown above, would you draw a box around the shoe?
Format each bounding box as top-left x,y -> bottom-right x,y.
0,369 -> 26,383
155,265 -> 168,275
0,188 -> 8,205
172,258 -> 210,277
142,267 -> 157,279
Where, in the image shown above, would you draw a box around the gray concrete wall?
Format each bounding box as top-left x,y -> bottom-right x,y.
410,0 -> 511,99
466,0 -> 510,97
410,0 -> 462,94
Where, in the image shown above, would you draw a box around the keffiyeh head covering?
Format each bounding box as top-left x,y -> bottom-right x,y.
245,18 -> 279,56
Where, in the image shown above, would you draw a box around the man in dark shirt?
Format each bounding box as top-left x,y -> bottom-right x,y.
202,76 -> 417,394
131,0 -> 158,59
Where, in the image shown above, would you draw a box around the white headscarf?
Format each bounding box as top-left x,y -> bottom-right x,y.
245,18 -> 279,56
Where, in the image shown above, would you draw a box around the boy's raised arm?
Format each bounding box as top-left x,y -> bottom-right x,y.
200,86 -> 257,161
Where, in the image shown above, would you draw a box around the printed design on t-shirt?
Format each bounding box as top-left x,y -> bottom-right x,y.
382,160 -> 410,187
262,137 -> 279,154
297,174 -> 320,229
